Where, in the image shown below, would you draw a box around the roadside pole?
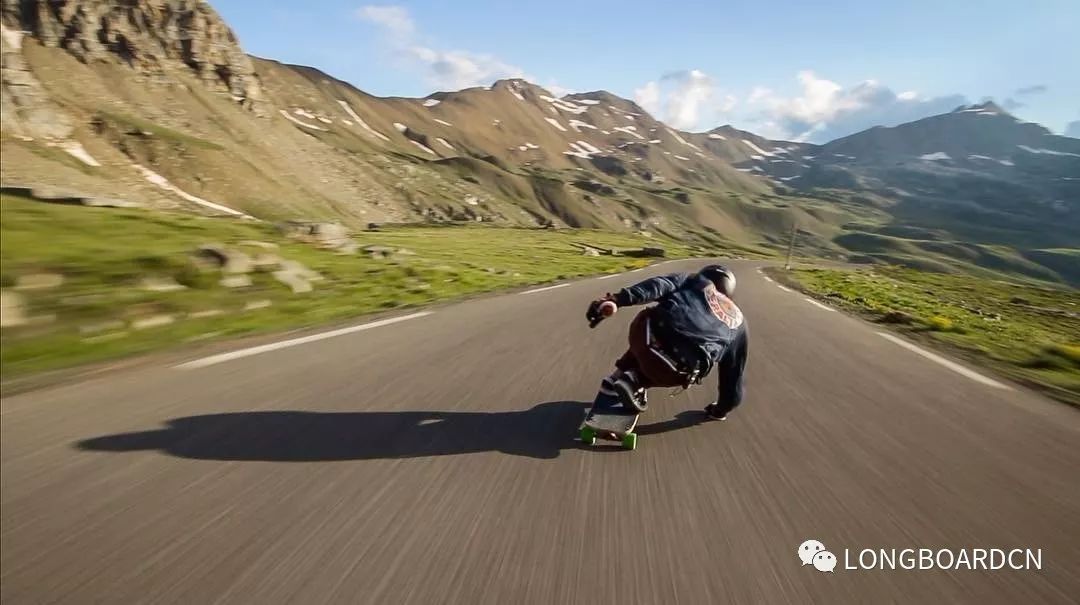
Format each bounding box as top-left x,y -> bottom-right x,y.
784,222 -> 798,270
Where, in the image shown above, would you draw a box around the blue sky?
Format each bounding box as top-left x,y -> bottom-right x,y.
215,0 -> 1080,141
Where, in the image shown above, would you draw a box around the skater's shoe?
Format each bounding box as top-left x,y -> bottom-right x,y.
613,371 -> 648,413
704,402 -> 728,421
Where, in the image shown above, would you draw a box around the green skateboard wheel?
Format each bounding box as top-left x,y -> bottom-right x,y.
621,432 -> 637,450
580,426 -> 597,445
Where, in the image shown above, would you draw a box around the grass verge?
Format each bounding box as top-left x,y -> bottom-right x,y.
770,265 -> 1079,405
1,193 -> 705,380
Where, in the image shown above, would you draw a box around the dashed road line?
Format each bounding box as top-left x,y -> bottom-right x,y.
776,284 -> 792,293
176,312 -> 433,370
596,274 -> 618,280
521,283 -> 570,295
763,276 -> 774,283
876,332 -> 1010,390
805,298 -> 836,312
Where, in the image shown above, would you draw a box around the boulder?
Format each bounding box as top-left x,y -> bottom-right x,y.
139,276 -> 187,292
273,271 -> 312,293
239,240 -> 279,250
193,245 -> 252,274
78,320 -> 126,335
251,253 -> 283,272
279,259 -> 322,281
83,197 -> 140,208
220,275 -> 253,288
278,221 -> 356,253
15,273 -> 63,290
1,290 -> 27,327
188,309 -> 225,319
131,314 -> 175,330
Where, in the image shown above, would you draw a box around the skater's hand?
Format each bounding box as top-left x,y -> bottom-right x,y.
586,296 -> 618,328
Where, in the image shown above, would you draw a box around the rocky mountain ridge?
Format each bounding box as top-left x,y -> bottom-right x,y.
1,0 -> 1077,283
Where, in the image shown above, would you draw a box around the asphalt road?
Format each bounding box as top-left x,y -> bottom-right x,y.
2,259 -> 1078,604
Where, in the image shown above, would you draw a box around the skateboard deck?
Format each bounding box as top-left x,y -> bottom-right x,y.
580,408 -> 640,450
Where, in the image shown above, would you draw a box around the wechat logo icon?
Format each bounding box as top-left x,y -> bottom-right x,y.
799,539 -> 837,572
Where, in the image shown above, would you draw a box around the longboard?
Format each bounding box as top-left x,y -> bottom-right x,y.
580,408 -> 640,450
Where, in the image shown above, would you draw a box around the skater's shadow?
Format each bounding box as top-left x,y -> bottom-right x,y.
76,401 -> 590,461
636,410 -> 710,436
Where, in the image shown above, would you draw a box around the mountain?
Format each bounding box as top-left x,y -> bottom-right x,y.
1,1 -> 1077,283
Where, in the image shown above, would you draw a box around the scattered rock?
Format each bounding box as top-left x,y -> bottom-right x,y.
622,247 -> 666,258
273,271 -> 313,293
83,197 -> 140,208
243,299 -> 272,311
131,314 -> 175,330
1,290 -> 27,327
582,248 -> 600,256
78,320 -> 126,335
278,221 -> 357,253
279,259 -> 322,281
189,309 -> 225,319
193,245 -> 252,274
465,195 -> 480,206
251,253 -> 282,272
239,240 -> 279,250
15,273 -> 63,290
220,274 -> 253,288
140,276 -> 187,292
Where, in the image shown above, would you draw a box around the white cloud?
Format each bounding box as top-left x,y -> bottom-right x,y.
746,71 -> 966,142
356,5 -> 414,38
634,81 -> 661,115
358,4 -> 528,91
633,70 -> 735,131
1015,84 -> 1048,96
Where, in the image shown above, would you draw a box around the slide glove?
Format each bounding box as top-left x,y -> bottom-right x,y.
586,295 -> 618,328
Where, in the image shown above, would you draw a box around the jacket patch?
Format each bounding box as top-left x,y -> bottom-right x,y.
704,284 -> 744,329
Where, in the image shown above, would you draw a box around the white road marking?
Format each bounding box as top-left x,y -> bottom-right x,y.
876,332 -> 1010,390
521,283 -> 570,295
805,298 -> 836,312
762,276 -> 774,283
776,285 -> 792,293
596,274 -> 618,280
175,312 -> 433,370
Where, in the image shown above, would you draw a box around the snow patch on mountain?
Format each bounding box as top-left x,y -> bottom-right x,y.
1018,145 -> 1080,158
613,126 -> 645,140
919,152 -> 951,161
337,101 -> 390,141
280,110 -> 328,131
741,140 -> 774,157
410,140 -> 437,155
568,119 -> 598,132
544,117 -> 568,132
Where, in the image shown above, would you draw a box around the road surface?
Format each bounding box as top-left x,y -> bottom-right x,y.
2,259 -> 1078,604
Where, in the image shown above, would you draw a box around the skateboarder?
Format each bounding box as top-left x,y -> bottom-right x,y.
586,264 -> 749,420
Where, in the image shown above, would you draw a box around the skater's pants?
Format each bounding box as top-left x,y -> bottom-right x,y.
615,308 -> 689,388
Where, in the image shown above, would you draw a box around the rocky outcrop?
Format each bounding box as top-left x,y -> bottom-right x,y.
2,0 -> 266,115
1,22 -> 74,140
